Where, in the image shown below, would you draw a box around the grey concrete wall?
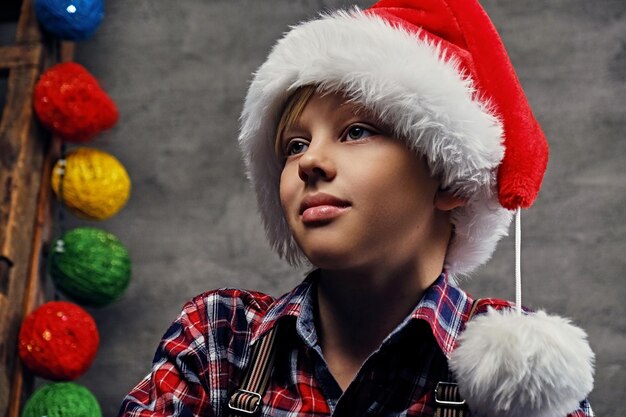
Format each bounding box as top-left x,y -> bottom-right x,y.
55,0 -> 625,415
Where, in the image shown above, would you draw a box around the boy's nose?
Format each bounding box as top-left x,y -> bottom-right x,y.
297,140 -> 337,184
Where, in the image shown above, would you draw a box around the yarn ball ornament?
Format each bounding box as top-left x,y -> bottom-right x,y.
33,62 -> 118,142
51,147 -> 131,220
21,382 -> 102,417
50,227 -> 132,307
18,301 -> 99,381
34,0 -> 104,41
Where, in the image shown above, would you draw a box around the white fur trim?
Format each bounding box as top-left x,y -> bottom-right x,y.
239,9 -> 508,274
449,309 -> 595,417
445,191 -> 513,278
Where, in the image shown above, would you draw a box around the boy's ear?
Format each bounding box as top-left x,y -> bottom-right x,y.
434,188 -> 468,211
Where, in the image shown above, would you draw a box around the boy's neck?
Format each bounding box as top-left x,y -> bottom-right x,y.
315,260 -> 443,391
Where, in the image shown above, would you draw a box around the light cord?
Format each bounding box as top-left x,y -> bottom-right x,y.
54,143 -> 68,302
515,207 -> 522,315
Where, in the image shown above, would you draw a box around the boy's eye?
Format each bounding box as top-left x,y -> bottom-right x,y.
285,139 -> 309,156
346,125 -> 376,141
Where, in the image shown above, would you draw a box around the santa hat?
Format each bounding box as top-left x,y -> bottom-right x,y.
239,1 -> 593,415
239,0 -> 546,276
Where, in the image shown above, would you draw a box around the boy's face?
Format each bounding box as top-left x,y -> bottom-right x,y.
278,91 -> 442,270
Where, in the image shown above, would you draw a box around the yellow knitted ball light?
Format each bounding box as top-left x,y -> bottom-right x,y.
52,147 -> 131,220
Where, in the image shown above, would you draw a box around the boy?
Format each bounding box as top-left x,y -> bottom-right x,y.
119,0 -> 593,416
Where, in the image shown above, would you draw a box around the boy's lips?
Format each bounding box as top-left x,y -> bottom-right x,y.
299,193 -> 351,223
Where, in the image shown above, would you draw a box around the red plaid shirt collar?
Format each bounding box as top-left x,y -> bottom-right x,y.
252,269 -> 472,358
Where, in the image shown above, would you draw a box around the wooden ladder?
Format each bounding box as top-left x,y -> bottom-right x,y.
0,0 -> 73,415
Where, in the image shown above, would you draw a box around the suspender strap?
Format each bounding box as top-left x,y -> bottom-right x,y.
228,325 -> 280,416
435,298 -> 483,417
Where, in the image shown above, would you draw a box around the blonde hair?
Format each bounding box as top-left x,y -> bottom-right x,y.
274,85 -> 317,161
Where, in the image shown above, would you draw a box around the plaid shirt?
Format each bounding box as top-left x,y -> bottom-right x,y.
118,270 -> 593,417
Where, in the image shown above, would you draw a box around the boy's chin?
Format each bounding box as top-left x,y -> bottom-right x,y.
303,252 -> 349,271
301,247 -> 371,272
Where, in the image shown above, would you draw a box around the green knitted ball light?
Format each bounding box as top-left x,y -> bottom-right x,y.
22,382 -> 102,417
50,227 -> 131,307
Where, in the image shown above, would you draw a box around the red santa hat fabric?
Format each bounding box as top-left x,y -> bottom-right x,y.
239,0 -> 549,276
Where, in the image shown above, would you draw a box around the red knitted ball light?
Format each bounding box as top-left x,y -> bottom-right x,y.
33,62 -> 118,142
18,301 -> 99,381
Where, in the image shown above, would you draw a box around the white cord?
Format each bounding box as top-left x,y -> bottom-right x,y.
515,207 -> 522,316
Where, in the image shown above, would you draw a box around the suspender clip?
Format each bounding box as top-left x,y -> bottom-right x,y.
228,388 -> 262,415
435,382 -> 466,406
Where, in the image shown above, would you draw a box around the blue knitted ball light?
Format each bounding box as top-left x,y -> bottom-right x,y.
35,0 -> 104,41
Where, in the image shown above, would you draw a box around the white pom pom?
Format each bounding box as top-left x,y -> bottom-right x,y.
449,308 -> 594,417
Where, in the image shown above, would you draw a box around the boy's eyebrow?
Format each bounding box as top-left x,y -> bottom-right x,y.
340,104 -> 391,132
281,122 -> 306,138
336,99 -> 381,122
284,120 -> 304,131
